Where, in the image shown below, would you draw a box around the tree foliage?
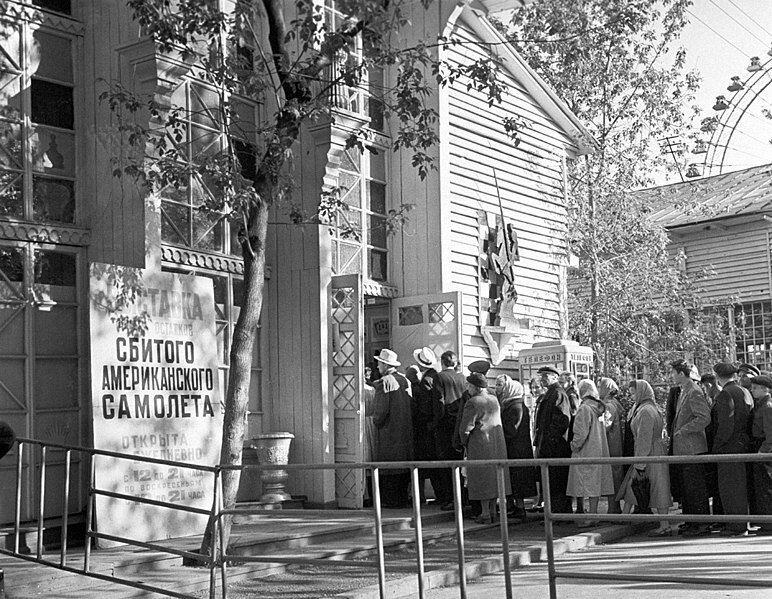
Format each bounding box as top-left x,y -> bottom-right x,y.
507,0 -> 728,379
106,0 -> 514,556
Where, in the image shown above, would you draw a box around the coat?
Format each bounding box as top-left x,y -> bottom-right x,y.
373,370 -> 414,466
627,400 -> 671,510
711,380 -> 753,454
671,380 -> 710,456
460,390 -> 511,500
602,395 -> 625,492
533,383 -> 571,459
411,368 -> 437,461
566,397 -> 614,498
433,368 -> 467,460
500,398 -> 537,498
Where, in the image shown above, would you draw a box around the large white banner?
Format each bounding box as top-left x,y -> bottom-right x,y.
89,263 -> 223,542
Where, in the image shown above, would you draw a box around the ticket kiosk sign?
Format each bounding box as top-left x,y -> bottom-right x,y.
89,264 -> 223,542
518,340 -> 593,383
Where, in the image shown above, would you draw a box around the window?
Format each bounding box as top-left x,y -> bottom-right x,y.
1,21 -> 77,224
735,302 -> 772,370
160,81 -> 258,256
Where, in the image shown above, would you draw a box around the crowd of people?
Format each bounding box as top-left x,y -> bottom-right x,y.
364,347 -> 772,536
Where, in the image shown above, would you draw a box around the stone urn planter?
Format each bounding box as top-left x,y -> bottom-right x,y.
251,432 -> 295,503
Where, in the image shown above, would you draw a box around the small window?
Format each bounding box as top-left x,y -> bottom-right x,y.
31,79 -> 74,129
398,305 -> 423,326
429,302 -> 454,324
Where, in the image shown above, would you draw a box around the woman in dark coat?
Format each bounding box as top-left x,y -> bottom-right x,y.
460,372 -> 511,524
496,375 -> 537,520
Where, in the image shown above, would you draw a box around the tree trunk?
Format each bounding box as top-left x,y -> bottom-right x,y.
198,199 -> 269,560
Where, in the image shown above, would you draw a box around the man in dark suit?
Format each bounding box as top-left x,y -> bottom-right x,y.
671,359 -> 711,535
533,365 -> 572,514
711,362 -> 754,534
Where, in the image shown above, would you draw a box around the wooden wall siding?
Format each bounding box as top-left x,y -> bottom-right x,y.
263,125 -> 335,506
82,1 -> 145,268
390,3 -> 444,298
670,222 -> 772,304
445,20 -> 577,360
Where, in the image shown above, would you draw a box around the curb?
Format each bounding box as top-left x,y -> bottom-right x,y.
335,522 -> 650,599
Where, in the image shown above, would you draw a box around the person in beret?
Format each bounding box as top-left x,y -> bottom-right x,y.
738,364 -> 761,391
750,375 -> 772,532
670,358 -> 711,536
711,362 -> 754,534
431,350 -> 468,509
533,365 -> 572,514
459,371 -> 510,524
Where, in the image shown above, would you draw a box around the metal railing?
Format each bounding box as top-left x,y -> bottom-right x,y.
2,439 -> 772,599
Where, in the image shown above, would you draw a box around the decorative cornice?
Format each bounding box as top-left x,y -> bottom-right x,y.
362,280 -> 398,298
0,219 -> 90,245
161,245 -> 244,274
2,1 -> 85,35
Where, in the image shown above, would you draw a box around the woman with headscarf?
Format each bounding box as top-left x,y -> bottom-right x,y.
617,379 -> 672,536
598,377 -> 625,514
566,380 -> 614,526
460,372 -> 511,524
496,375 -> 537,520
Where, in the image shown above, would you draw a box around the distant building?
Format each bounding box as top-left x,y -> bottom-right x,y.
0,0 -> 594,520
645,163 -> 772,369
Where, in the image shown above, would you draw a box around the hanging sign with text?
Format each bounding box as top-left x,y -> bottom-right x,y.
89,263 -> 223,542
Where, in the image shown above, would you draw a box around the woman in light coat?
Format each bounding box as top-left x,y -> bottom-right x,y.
460,372 -> 511,524
618,379 -> 672,536
566,380 -> 614,526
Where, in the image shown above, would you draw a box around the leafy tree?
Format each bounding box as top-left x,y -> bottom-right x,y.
506,0 -> 727,379
106,0 -> 514,556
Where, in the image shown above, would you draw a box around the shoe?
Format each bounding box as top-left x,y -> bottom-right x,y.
680,526 -> 710,537
647,527 -> 672,538
576,520 -> 599,528
473,515 -> 493,525
440,502 -> 455,511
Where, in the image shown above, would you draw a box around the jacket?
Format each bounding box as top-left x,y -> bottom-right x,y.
671,379 -> 710,456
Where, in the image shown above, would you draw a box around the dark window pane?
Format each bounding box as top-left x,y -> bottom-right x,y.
0,171 -> 23,218
368,97 -> 384,131
193,209 -> 224,252
234,139 -> 256,181
33,31 -> 72,83
369,181 -> 386,214
232,278 -> 245,307
161,201 -> 190,245
31,79 -> 73,129
369,214 -> 387,249
34,250 -> 76,286
368,249 -> 387,281
0,245 -> 24,282
33,176 -> 74,223
32,0 -> 71,14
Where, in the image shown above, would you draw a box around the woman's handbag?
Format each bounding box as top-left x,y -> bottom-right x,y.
631,470 -> 651,513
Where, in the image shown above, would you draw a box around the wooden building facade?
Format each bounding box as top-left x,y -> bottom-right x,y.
0,0 -> 594,520
646,163 -> 772,370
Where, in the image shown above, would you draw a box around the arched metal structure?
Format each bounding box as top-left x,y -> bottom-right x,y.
690,50 -> 772,177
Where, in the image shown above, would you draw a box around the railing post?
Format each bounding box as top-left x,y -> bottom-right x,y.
14,441 -> 23,554
36,445 -> 46,560
60,449 -> 72,567
373,467 -> 386,599
83,452 -> 95,573
410,466 -> 425,599
452,465 -> 467,599
541,463 -> 557,599
208,468 -> 219,599
217,471 -> 228,599
496,464 -> 512,599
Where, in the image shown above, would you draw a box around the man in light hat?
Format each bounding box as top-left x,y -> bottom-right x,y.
410,346 -> 441,505
749,375 -> 772,533
372,348 -> 414,508
711,362 -> 753,534
670,358 -> 711,536
533,365 -> 572,514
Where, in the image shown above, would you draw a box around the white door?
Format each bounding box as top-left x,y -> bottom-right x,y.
330,274 -> 364,508
391,291 -> 463,369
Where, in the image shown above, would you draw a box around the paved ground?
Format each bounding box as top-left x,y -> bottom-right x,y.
420,529 -> 772,599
